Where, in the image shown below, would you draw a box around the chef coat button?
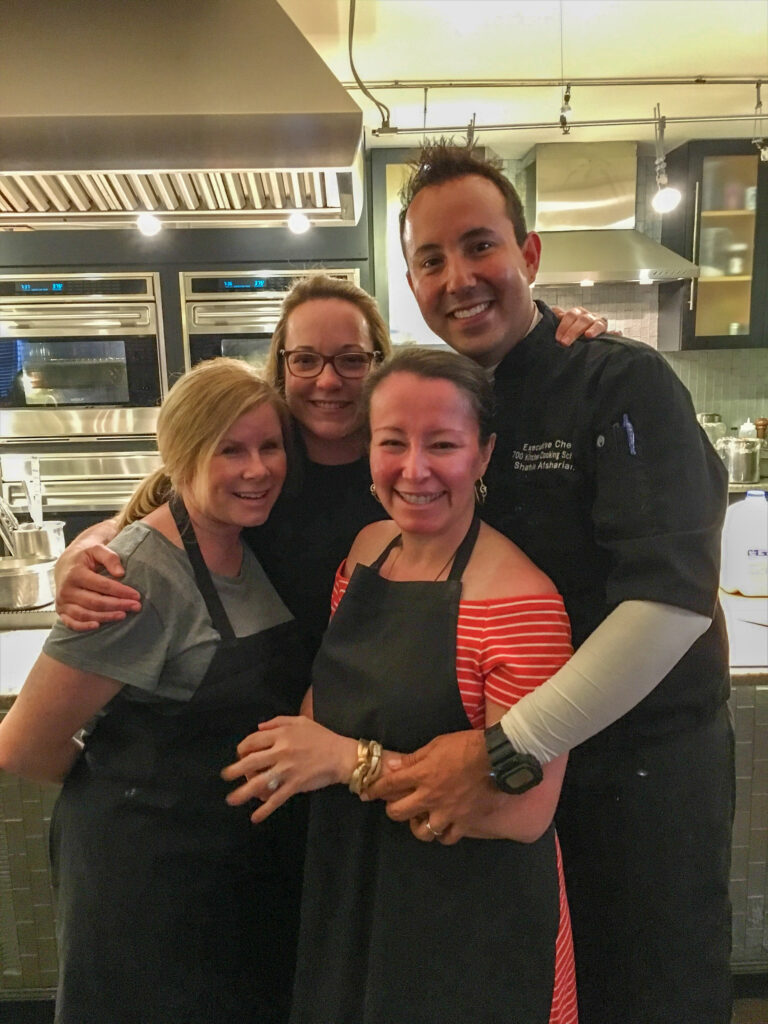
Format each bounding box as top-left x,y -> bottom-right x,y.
125,786 -> 137,798
596,434 -> 606,448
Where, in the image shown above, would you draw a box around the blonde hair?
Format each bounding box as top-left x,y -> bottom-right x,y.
116,358 -> 290,529
264,275 -> 392,397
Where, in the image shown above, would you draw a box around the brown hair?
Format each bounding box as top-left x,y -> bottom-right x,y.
398,140 -> 528,249
264,274 -> 392,396
363,345 -> 495,445
116,357 -> 290,529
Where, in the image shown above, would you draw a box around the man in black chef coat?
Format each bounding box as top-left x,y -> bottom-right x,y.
371,142 -> 733,1024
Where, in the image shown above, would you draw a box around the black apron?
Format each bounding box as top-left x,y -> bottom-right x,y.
291,517 -> 560,1024
50,497 -> 312,1024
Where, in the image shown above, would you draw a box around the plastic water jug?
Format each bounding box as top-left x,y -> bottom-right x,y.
720,490 -> 768,596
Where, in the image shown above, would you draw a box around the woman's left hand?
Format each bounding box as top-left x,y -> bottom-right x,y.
552,305 -> 610,345
221,716 -> 357,824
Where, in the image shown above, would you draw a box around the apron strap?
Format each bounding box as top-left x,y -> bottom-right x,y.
447,515 -> 481,581
368,515 -> 481,582
369,533 -> 403,572
169,493 -> 235,640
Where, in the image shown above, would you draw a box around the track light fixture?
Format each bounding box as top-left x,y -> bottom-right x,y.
752,81 -> 768,161
559,84 -> 572,135
651,103 -> 682,213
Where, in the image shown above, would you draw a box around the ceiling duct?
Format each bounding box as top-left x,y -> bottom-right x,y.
528,142 -> 698,284
0,0 -> 364,230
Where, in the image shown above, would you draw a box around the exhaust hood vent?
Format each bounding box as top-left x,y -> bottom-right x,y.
529,142 -> 698,284
0,0 -> 364,230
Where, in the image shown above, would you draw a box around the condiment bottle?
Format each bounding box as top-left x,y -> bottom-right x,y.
739,418 -> 758,438
755,418 -> 767,440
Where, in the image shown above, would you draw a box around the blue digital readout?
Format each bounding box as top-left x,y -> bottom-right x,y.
222,279 -> 269,291
19,283 -> 52,293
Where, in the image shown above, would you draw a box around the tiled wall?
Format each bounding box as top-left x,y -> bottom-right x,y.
533,283 -> 659,348
664,348 -> 768,431
730,685 -> 768,968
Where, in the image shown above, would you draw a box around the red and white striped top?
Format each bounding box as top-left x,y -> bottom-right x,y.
330,570 -> 579,1024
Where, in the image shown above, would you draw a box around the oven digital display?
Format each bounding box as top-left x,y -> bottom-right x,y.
0,279 -> 148,297
190,276 -> 298,294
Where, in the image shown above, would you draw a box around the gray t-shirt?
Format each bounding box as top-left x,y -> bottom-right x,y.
44,522 -> 293,703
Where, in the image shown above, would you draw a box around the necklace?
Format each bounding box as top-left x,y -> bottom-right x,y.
386,541 -> 458,581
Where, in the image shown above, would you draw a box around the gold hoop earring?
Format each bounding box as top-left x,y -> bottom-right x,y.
370,483 -> 382,504
474,478 -> 487,505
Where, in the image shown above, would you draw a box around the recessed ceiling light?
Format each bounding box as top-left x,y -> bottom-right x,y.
287,212 -> 311,235
136,213 -> 162,236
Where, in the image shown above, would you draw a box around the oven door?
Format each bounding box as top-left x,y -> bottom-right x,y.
184,300 -> 280,370
0,303 -> 164,415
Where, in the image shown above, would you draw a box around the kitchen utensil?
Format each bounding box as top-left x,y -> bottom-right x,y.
0,494 -> 20,556
715,437 -> 762,484
0,556 -> 56,610
13,520 -> 66,560
22,456 -> 44,527
697,413 -> 727,447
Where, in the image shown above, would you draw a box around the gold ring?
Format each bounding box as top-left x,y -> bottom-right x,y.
266,774 -> 282,792
425,819 -> 443,837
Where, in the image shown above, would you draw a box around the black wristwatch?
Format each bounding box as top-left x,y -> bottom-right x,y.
484,722 -> 543,795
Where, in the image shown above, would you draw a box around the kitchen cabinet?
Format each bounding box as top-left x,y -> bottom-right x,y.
658,140 -> 768,351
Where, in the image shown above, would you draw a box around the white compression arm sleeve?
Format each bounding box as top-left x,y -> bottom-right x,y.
500,600 -> 711,763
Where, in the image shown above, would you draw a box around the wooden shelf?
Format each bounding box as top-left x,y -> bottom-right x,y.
699,275 -> 752,284
701,209 -> 756,218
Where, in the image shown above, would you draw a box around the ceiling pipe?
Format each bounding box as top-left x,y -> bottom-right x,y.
346,75 -> 766,91
373,111 -> 768,137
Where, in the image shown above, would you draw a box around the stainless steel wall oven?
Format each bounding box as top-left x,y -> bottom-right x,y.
0,273 -> 164,537
181,268 -> 360,371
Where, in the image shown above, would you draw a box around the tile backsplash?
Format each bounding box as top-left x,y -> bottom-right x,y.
664,348 -> 768,431
534,283 -> 658,347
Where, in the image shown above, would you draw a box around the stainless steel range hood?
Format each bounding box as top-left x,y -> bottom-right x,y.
0,0 -> 364,229
529,142 -> 698,284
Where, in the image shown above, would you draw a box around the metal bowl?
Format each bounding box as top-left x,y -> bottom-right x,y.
0,556 -> 56,610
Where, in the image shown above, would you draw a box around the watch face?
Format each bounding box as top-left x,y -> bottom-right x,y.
493,755 -> 543,794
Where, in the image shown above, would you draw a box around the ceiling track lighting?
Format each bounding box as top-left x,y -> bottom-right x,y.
752,81 -> 768,162
651,103 -> 682,214
560,84 -> 572,135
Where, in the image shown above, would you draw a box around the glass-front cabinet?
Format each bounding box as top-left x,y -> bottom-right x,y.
659,140 -> 768,350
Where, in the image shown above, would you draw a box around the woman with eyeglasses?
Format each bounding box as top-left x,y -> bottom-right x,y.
54,275 -> 609,657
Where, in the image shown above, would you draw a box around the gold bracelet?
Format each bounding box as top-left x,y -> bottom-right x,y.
348,738 -> 383,795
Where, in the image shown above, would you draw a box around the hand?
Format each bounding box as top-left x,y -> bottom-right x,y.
221,716 -> 358,824
552,305 -> 609,346
365,730 -> 499,846
55,544 -> 141,631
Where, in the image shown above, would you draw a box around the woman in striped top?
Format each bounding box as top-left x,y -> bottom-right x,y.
225,346 -> 577,1024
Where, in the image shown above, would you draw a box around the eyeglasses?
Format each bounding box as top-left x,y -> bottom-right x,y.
280,349 -> 381,380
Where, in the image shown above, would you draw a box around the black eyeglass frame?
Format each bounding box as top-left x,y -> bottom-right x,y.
280,349 -> 382,380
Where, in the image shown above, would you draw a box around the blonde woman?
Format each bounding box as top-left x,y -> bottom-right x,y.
0,359 -> 310,1024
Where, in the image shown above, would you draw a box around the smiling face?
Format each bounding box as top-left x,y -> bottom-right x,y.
282,297 -> 376,462
186,402 -> 287,535
403,174 -> 541,367
368,371 -> 494,539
